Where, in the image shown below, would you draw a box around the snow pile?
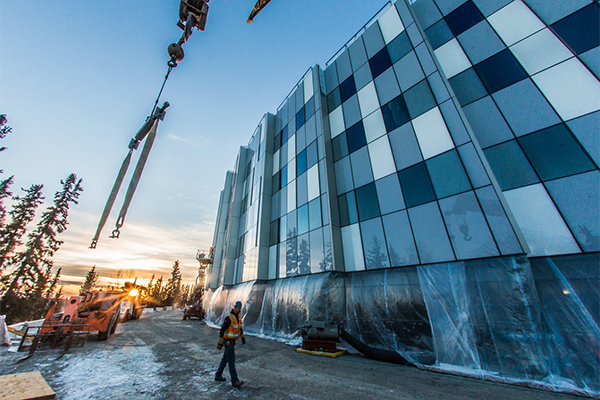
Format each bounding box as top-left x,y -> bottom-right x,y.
55,346 -> 166,400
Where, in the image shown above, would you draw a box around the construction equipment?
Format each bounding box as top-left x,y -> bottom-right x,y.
182,248 -> 213,320
17,289 -> 137,358
182,287 -> 205,320
299,321 -> 341,352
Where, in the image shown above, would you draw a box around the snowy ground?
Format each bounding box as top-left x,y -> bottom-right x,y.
0,310 -> 580,399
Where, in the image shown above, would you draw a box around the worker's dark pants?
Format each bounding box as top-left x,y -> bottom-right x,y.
216,339 -> 238,382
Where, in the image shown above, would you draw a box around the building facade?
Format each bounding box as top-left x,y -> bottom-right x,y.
205,0 -> 599,396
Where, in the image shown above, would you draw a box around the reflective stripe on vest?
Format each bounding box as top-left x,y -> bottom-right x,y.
223,313 -> 242,339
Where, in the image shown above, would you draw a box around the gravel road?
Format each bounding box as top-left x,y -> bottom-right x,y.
0,309 -> 579,399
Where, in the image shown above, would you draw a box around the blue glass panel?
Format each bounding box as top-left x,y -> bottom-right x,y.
339,75 -> 357,103
403,79 -> 437,119
309,197 -> 322,231
287,210 -> 297,238
448,68 -> 487,106
425,18 -> 454,49
408,202 -> 456,263
285,236 -> 298,276
350,147 -> 374,188
355,183 -> 380,221
382,211 -> 419,266
280,164 -> 288,188
297,203 -> 309,235
309,228 -> 325,273
361,217 -> 390,270
369,47 -> 393,79
297,172 -> 308,207
296,106 -> 305,131
381,95 -> 410,132
281,124 -> 289,144
332,131 -> 349,162
387,31 -> 413,63
483,140 -> 539,190
279,213 -> 287,243
444,0 -> 484,36
518,124 -> 596,181
273,132 -> 281,152
426,149 -> 472,198
305,96 -> 315,118
296,149 -> 307,176
270,219 -> 279,246
306,140 -> 318,169
327,88 -> 342,111
346,121 -> 367,153
551,3 -> 600,55
375,173 -> 405,214
321,194 -> 329,225
272,171 -> 281,192
339,191 -> 358,226
398,162 -> 436,208
474,49 -> 528,93
297,233 -> 311,275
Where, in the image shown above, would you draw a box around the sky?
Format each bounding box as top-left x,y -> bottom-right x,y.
0,0 -> 392,295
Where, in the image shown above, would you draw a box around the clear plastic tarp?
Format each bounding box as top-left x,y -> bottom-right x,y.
204,254 -> 599,397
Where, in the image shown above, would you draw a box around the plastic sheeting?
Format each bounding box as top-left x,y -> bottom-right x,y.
204,254 -> 600,397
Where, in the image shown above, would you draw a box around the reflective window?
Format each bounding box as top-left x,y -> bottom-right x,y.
363,109 -> 387,143
382,210 -> 419,266
510,28 -> 572,76
297,204 -> 309,235
287,179 -> 295,212
374,68 -> 401,106
381,95 -> 410,132
394,51 -> 426,91
474,49 -> 528,93
346,121 -> 367,153
378,6 -> 404,44
280,164 -> 288,188
297,172 -> 308,207
272,170 -> 281,193
327,88 -> 342,111
462,96 -> 514,148
387,31 -> 413,63
307,164 -> 320,202
279,241 -> 287,278
281,124 -> 289,144
361,218 -> 390,269
279,214 -> 287,243
273,132 -> 281,153
375,173 -> 405,214
356,183 -> 380,221
388,123 -> 423,171
425,18 -> 454,50
369,47 -> 393,79
339,75 -> 357,103
341,224 -> 366,271
503,183 -> 581,256
297,233 -> 311,275
322,228 -> 333,271
457,20 -> 504,65
285,236 -> 298,276
398,162 -> 436,208
339,191 -> 359,227
444,0 -> 484,36
306,140 -> 318,169
487,0 -> 545,46
439,191 -> 499,259
329,106 -> 345,138
268,245 -> 277,279
434,38 -> 472,79
403,79 -> 437,119
296,149 -> 307,176
408,201 -> 456,263
321,194 -> 329,225
349,37 -> 368,71
550,3 -> 600,54
334,157 -> 354,194
343,95 -> 362,129
475,185 -> 523,255
309,228 -> 325,273
270,219 -> 279,246
457,143 -> 490,188
306,96 -> 315,118
412,107 -> 455,160
332,131 -> 349,162
309,197 -> 322,231
363,21 -> 386,58
426,149 -> 471,198
296,106 -> 305,131
336,50 -> 353,83
368,136 -> 397,180
358,82 -> 380,118
518,124 -> 596,181
448,68 -> 487,106
350,147 -> 374,188
354,63 -> 373,91
483,140 -> 539,190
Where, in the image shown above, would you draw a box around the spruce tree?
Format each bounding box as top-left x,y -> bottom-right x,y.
80,265 -> 99,294
0,114 -> 12,155
164,260 -> 182,306
0,176 -> 14,227
0,184 -> 44,271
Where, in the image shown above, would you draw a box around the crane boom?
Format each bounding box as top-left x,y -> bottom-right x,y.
247,0 -> 273,23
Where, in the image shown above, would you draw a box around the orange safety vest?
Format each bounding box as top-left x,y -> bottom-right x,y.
223,313 -> 242,339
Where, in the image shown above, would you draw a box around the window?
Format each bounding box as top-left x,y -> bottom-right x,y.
551,3 -> 600,54
369,47 -> 393,79
346,121 -> 367,153
381,95 -> 410,132
339,75 -> 357,103
356,183 -> 380,221
398,162 -> 436,208
444,1 -> 484,36
474,49 -> 528,93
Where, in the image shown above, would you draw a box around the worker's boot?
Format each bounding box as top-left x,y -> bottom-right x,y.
214,375 -> 226,382
232,379 -> 244,387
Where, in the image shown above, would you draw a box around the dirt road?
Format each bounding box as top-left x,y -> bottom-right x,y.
0,310 -> 578,399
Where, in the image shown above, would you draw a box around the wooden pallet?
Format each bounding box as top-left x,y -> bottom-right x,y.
0,371 -> 56,400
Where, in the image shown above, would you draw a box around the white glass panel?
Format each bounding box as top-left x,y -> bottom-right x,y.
329,106 -> 345,138
307,164 -> 320,201
287,179 -> 296,211
363,109 -> 387,143
503,183 -> 581,256
358,82 -> 380,119
279,242 -> 287,278
268,245 -> 277,279
510,28 -> 573,75
487,0 -> 545,46
272,149 -> 280,175
532,58 -> 600,121
368,136 -> 396,180
303,70 -> 314,103
288,134 -> 296,164
341,224 -> 365,271
412,107 -> 454,159
287,155 -> 296,179
433,38 -> 471,79
378,6 -> 405,44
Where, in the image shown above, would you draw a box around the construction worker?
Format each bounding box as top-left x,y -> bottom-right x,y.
215,300 -> 245,387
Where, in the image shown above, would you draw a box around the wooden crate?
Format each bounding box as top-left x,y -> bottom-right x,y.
0,371 -> 56,400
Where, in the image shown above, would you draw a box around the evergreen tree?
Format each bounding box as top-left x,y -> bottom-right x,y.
0,114 -> 12,155
148,275 -> 164,307
164,260 -> 182,306
297,237 -> 310,275
0,176 -> 14,227
388,244 -> 402,267
80,265 -> 99,294
365,235 -> 388,270
0,184 -> 44,271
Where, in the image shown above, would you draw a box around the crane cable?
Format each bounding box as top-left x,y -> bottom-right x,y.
89,66 -> 173,249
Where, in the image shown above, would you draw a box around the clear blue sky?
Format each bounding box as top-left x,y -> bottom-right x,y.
0,0 -> 391,294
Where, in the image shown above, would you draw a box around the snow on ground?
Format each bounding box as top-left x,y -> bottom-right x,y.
55,346 -> 166,400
